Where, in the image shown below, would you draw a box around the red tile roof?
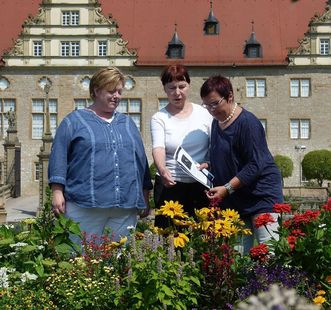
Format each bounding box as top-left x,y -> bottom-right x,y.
0,0 -> 327,66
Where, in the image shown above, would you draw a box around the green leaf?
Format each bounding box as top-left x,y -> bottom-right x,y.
58,261 -> 74,270
0,238 -> 14,246
55,243 -> 73,254
161,285 -> 175,298
21,245 -> 38,253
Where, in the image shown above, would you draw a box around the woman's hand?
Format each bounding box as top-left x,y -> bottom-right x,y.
51,184 -> 66,216
206,186 -> 228,200
160,168 -> 176,187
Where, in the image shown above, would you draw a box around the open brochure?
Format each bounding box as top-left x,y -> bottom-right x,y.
174,146 -> 214,189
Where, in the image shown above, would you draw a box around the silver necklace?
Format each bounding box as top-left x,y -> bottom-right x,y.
219,102 -> 238,124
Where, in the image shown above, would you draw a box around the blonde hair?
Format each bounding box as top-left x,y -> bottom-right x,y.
89,67 -> 125,99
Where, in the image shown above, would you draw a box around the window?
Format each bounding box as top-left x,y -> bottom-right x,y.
34,162 -> 40,181
98,41 -> 107,56
32,99 -> 57,139
259,119 -> 267,133
246,79 -> 266,97
74,98 -> 92,110
290,79 -> 310,97
117,99 -> 142,130
33,41 -> 42,56
0,99 -> 15,138
61,41 -> 80,57
290,119 -> 310,139
158,98 -> 168,110
62,11 -> 79,26
320,39 -> 329,55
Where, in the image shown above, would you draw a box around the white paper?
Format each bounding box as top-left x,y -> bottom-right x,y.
174,146 -> 214,189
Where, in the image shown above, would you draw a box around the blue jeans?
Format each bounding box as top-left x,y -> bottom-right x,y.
66,201 -> 138,245
238,213 -> 280,255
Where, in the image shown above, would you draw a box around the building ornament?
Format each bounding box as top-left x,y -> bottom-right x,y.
288,36 -> 311,56
309,5 -> 331,24
3,39 -> 24,56
23,8 -> 46,26
95,7 -> 116,25
115,39 -> 137,56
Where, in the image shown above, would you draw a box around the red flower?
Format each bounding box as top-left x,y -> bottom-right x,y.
273,203 -> 292,213
255,213 -> 276,228
250,244 -> 269,261
322,198 -> 331,212
291,229 -> 305,237
287,235 -> 297,250
283,209 -> 320,229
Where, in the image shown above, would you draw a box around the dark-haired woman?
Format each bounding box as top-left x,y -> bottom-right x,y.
151,64 -> 212,227
200,75 -> 283,254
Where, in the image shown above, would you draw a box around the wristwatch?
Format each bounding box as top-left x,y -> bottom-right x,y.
224,182 -> 235,195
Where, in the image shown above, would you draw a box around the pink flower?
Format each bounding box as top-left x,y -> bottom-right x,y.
254,213 -> 276,228
273,203 -> 292,213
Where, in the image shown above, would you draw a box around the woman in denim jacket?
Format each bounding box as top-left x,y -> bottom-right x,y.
49,67 -> 153,243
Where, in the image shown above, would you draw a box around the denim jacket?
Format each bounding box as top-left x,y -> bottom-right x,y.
48,109 -> 153,209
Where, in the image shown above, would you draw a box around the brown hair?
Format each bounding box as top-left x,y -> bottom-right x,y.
89,67 -> 125,99
160,64 -> 191,86
200,75 -> 233,101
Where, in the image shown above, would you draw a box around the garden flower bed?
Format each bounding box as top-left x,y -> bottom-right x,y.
0,194 -> 330,309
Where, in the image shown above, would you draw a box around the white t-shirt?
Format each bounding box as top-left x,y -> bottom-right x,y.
151,103 -> 213,182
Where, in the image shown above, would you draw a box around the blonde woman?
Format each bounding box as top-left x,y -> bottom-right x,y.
49,67 -> 152,243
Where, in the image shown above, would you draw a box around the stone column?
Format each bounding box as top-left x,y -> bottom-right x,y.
3,109 -> 21,196
37,83 -> 53,212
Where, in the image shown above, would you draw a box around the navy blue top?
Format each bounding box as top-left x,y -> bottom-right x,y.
48,109 -> 153,209
210,108 -> 283,217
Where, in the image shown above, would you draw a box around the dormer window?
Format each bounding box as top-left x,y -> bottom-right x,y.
243,21 -> 262,58
204,1 -> 219,35
62,11 -> 80,26
166,24 -> 185,59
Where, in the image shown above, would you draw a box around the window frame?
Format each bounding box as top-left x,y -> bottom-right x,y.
74,98 -> 92,110
246,79 -> 266,98
98,40 -> 107,56
158,98 -> 169,110
290,79 -> 310,98
33,41 -> 43,57
34,162 -> 40,181
117,98 -> 142,130
290,119 -> 310,140
31,99 -> 58,140
62,10 -> 80,26
320,38 -> 330,55
60,41 -> 80,57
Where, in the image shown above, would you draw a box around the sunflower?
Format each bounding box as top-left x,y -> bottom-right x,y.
221,209 -> 240,222
195,207 -> 211,220
173,218 -> 195,227
213,219 -> 233,238
157,200 -> 188,219
173,233 -> 189,248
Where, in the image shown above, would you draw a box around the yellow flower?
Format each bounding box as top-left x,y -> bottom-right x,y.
157,200 -> 188,219
221,209 -> 240,222
199,220 -> 212,231
313,296 -> 326,304
242,228 -> 253,235
214,219 -> 233,237
173,218 -> 195,227
22,218 -> 37,225
173,233 -> 189,248
111,236 -> 127,247
316,290 -> 326,296
195,207 -> 211,220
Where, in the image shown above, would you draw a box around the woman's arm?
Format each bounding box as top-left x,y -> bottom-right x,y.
152,147 -> 176,187
51,183 -> 65,216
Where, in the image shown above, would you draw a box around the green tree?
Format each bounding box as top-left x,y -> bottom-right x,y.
274,154 -> 294,186
301,149 -> 331,186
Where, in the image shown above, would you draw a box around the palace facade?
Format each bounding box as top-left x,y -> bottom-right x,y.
0,0 -> 330,197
